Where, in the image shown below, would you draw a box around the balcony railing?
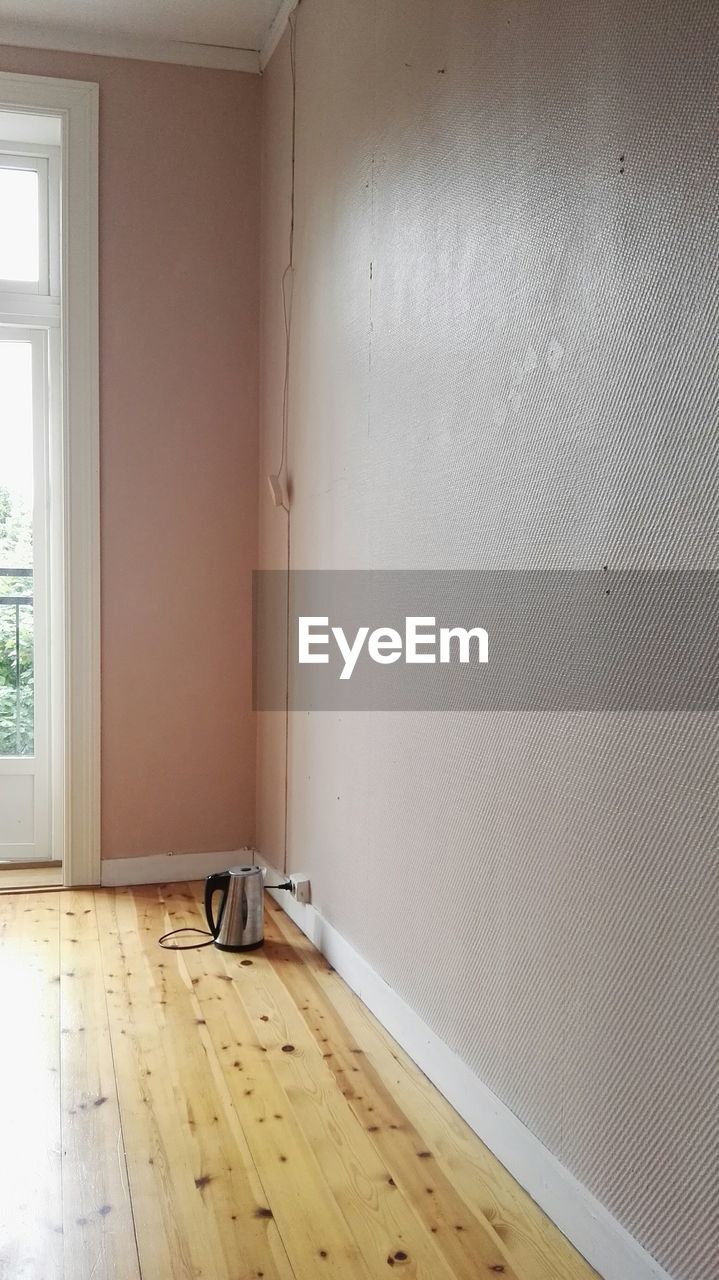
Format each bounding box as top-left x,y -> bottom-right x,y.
0,567 -> 33,757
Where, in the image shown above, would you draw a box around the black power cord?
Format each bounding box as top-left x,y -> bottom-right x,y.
158,882 -> 294,950
158,928 -> 215,950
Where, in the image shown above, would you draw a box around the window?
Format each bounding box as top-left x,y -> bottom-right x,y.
0,162 -> 41,283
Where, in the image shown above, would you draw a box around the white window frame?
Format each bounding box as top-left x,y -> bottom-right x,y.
0,73 -> 100,886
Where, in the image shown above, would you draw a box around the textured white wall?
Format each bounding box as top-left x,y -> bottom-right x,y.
257,5 -> 718,1278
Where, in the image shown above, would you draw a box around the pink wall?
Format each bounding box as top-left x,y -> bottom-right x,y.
0,45 -> 261,860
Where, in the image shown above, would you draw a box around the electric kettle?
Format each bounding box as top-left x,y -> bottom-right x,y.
204,865 -> 264,951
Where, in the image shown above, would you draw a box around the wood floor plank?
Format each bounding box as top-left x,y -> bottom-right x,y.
259,905 -> 521,1280
267,900 -> 601,1280
97,885 -> 296,1280
162,883 -> 379,1280
175,884 -> 513,1280
60,890 -> 141,1280
330,992 -> 599,1280
94,888 -> 204,1280
0,892 -> 63,1280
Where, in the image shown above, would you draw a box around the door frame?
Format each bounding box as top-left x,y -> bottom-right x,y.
0,72 -> 100,886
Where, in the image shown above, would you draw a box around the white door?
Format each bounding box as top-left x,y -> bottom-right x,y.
0,328 -> 51,859
0,81 -> 99,886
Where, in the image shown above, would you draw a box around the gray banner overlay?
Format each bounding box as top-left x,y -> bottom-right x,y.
253,570 -> 718,712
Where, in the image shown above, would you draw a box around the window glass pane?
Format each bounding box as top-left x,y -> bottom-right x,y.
0,341 -> 34,755
0,167 -> 39,282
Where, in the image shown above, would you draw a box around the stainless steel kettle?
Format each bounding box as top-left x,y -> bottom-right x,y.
204,865 -> 264,951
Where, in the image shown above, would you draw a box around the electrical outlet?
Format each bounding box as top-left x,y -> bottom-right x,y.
255,859 -> 311,904
290,874 -> 311,904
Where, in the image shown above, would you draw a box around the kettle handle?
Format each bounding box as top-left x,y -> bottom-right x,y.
205,871 -> 230,938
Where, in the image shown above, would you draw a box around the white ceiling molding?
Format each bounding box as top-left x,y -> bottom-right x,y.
260,0 -> 298,71
0,23 -> 261,73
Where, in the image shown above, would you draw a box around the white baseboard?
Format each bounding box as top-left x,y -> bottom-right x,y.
101,849 -> 250,887
259,862 -> 673,1280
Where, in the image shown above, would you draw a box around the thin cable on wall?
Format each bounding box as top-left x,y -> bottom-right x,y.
268,9 -> 298,511
261,11 -> 298,878
280,11 -> 299,876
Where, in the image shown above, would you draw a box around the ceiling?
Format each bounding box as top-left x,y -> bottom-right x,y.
0,0 -> 291,72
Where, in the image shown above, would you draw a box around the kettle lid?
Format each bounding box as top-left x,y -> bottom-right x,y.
228,864 -> 261,877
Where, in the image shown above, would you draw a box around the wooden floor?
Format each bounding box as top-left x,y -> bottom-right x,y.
0,883 -> 600,1280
